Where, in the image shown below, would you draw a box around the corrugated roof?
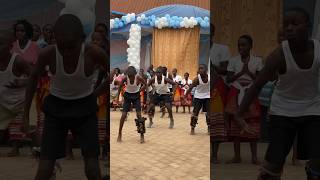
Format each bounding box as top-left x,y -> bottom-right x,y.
111,0 -> 209,14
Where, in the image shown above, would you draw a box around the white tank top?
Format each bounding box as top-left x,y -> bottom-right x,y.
270,39 -> 320,116
155,75 -> 169,95
50,44 -> 95,100
125,75 -> 141,93
0,53 -> 26,109
194,74 -> 210,99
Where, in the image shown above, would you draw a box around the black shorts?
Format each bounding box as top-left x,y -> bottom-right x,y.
41,94 -> 100,160
122,92 -> 141,112
193,98 -> 209,114
151,93 -> 172,105
265,115 -> 320,164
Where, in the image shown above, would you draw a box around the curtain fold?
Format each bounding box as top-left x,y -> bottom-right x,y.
152,27 -> 200,78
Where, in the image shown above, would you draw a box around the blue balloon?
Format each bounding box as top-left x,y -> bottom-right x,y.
204,17 -> 209,22
114,23 -> 119,29
115,18 -> 120,22
200,21 -> 206,27
151,15 -> 156,20
121,16 -> 126,21
123,18 -> 127,25
150,21 -> 155,26
119,22 -> 124,27
130,16 -> 135,22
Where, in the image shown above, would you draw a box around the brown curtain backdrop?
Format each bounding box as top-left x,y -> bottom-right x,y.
152,27 -> 200,78
211,0 -> 283,58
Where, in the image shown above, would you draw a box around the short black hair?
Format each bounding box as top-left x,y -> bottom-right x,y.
54,14 -> 84,39
127,66 -> 137,76
287,7 -> 310,24
95,23 -> 108,32
14,19 -> 33,39
199,64 -> 208,71
114,67 -> 121,73
239,34 -> 253,47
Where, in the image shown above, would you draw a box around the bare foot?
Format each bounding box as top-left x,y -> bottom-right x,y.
140,135 -> 145,144
252,158 -> 261,165
117,135 -> 122,142
190,128 -> 195,135
226,157 -> 242,164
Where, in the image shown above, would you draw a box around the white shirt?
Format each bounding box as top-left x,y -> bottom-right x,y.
270,39 -> 320,117
173,75 -> 182,83
227,55 -> 263,81
210,43 -> 231,66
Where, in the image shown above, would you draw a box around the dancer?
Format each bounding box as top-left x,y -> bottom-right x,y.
225,34 -> 262,165
172,68 -> 182,113
139,68 -> 148,113
116,66 -> 147,143
184,64 -> 210,135
9,19 -> 40,157
0,29 -> 31,155
209,24 -> 232,163
22,14 -> 107,179
32,24 -> 41,42
147,67 -> 177,128
110,68 -> 123,111
235,8 -> 320,179
37,24 -> 54,48
181,72 -> 192,113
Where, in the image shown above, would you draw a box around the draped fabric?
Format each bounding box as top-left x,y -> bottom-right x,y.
152,27 -> 200,78
211,0 -> 282,58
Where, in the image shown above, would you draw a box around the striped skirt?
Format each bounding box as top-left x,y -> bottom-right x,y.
172,86 -> 182,106
210,78 -> 228,142
225,85 -> 261,141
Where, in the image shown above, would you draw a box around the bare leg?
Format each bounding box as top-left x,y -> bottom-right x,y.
34,159 -> 56,180
165,103 -> 174,129
250,141 -> 260,165
147,103 -> 155,128
227,138 -> 241,163
117,111 -> 128,142
211,141 -> 221,164
292,137 -> 301,165
83,157 -> 102,180
66,138 -> 74,160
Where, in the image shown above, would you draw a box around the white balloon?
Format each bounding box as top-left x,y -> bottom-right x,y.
77,9 -> 94,25
65,0 -> 86,14
137,17 -> 142,22
180,22 -> 185,27
141,14 -> 146,19
80,0 -> 96,9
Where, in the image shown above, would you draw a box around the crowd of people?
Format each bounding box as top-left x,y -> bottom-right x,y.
110,63 -> 210,143
210,7 -> 320,180
0,14 -> 108,179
